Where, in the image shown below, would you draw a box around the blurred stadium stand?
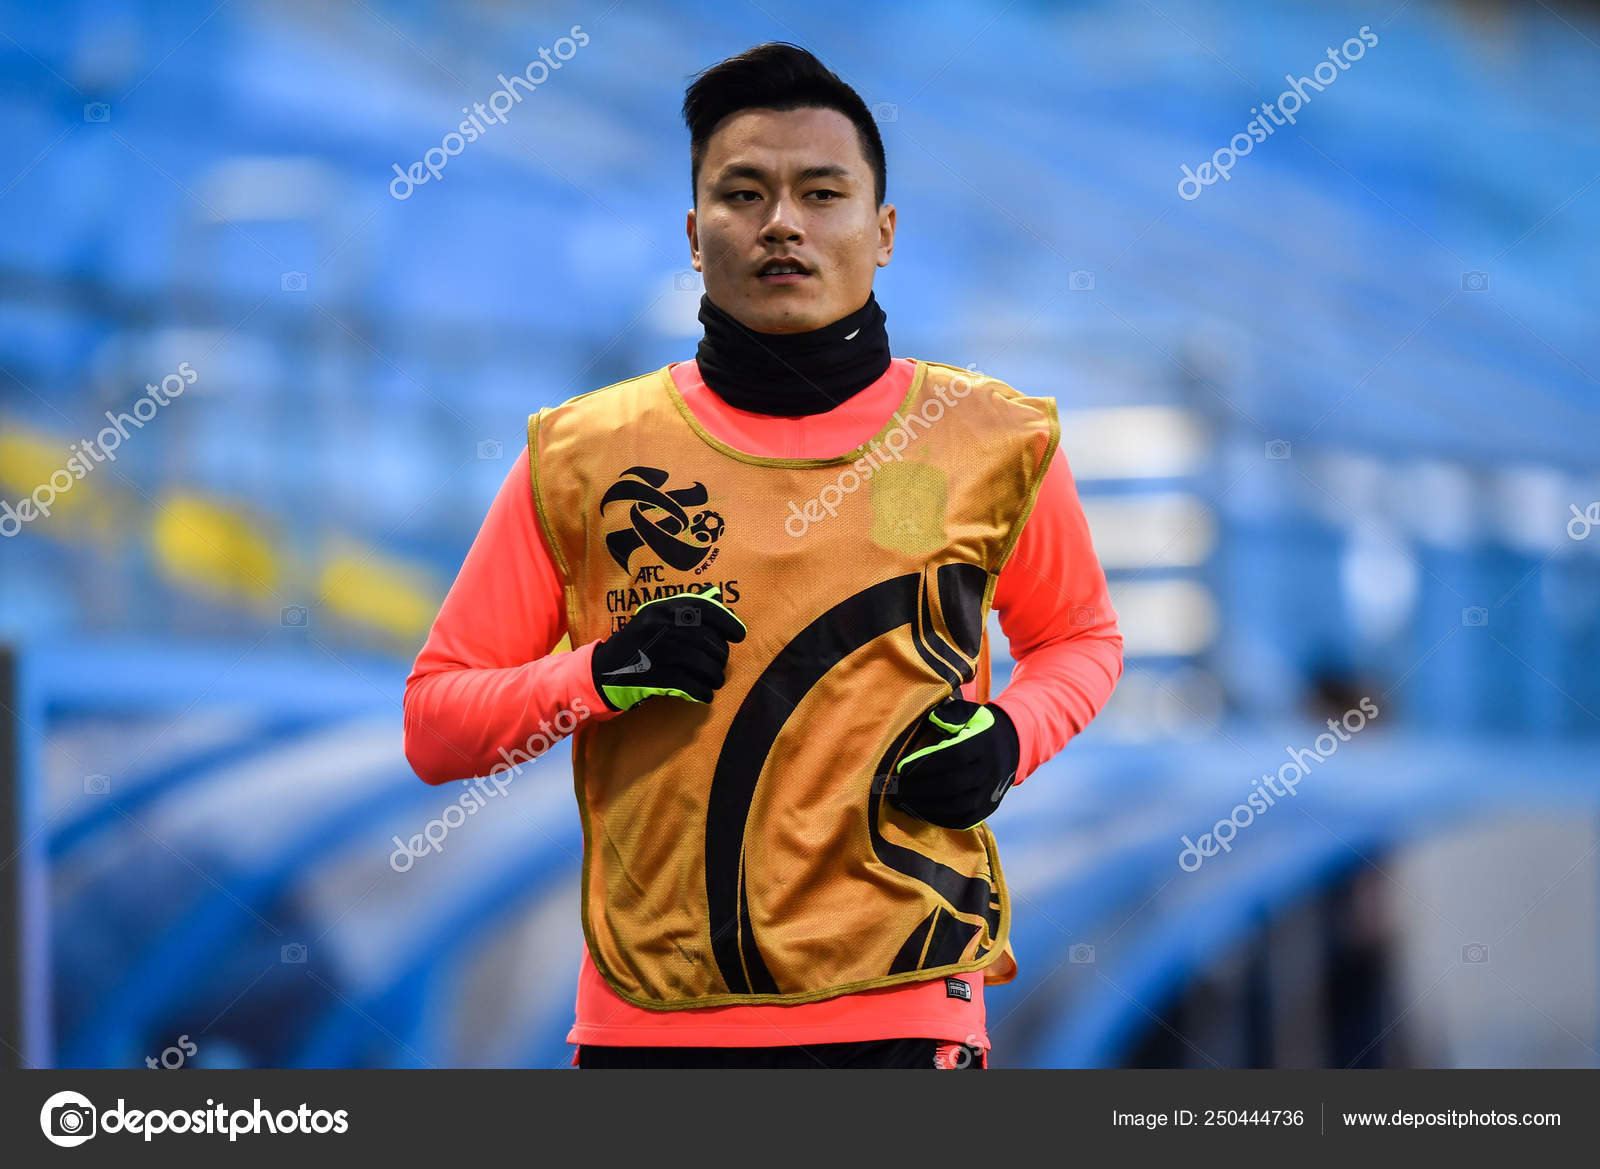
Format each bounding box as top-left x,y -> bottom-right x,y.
1,0 -> 1597,1067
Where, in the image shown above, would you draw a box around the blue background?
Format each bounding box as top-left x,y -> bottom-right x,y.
1,0 -> 1597,1068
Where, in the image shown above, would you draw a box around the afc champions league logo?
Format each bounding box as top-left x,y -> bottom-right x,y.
601,466 -> 724,573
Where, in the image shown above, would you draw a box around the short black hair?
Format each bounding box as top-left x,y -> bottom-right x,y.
682,42 -> 886,208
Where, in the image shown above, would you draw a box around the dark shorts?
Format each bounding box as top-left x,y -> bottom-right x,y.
577,1037 -> 988,1069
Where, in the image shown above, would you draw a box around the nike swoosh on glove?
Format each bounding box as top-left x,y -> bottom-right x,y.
589,586 -> 747,712
888,697 -> 1021,830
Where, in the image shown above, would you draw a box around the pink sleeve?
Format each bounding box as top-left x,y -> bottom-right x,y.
402,445 -> 622,785
986,446 -> 1125,783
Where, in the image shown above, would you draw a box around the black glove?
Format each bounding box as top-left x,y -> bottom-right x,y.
590,586 -> 747,711
888,697 -> 1021,829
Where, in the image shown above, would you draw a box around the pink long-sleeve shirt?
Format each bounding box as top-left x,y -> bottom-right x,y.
403,356 -> 1123,1055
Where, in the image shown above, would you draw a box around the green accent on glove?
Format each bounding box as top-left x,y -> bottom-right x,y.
596,586 -> 746,711
600,683 -> 700,709
638,585 -> 746,635
899,703 -> 996,768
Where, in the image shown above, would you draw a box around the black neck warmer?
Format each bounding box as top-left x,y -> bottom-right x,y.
694,291 -> 892,417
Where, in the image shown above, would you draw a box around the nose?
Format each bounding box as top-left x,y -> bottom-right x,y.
760,194 -> 802,245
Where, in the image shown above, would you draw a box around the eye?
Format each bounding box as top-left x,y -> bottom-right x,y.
808,189 -> 842,200
726,190 -> 760,202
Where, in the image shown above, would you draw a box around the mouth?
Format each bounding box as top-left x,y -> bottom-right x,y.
755,258 -> 812,286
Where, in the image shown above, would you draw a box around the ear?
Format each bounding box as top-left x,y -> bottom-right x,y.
686,207 -> 701,271
876,202 -> 896,268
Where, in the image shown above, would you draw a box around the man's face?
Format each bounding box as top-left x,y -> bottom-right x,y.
687,106 -> 895,334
